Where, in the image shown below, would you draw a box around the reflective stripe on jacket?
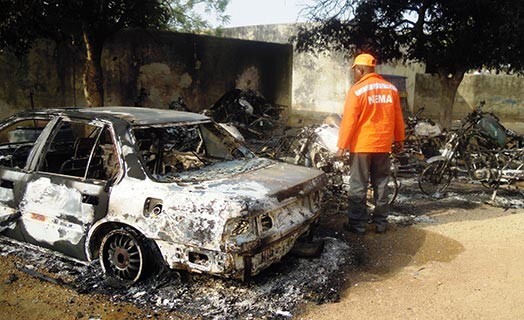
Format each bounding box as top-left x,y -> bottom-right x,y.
337,73 -> 405,153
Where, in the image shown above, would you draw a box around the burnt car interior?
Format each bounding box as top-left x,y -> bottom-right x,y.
133,122 -> 250,178
0,118 -> 50,169
38,120 -> 120,181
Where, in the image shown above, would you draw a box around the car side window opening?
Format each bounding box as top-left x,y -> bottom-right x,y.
38,120 -> 120,181
0,118 -> 50,169
133,122 -> 250,178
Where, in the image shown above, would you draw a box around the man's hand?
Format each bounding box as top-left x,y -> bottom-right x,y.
335,148 -> 347,159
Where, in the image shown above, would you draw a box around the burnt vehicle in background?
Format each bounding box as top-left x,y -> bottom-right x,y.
0,107 -> 327,285
201,89 -> 296,160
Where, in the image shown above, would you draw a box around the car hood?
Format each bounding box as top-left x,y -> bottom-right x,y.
169,158 -> 327,203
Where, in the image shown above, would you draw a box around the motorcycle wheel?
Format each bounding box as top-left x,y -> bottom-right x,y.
366,174 -> 399,209
418,160 -> 453,197
388,174 -> 399,204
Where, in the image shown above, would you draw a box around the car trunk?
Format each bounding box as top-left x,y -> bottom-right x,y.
171,158 -> 327,203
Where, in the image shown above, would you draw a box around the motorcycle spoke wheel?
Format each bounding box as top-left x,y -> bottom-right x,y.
418,160 -> 453,197
366,174 -> 399,209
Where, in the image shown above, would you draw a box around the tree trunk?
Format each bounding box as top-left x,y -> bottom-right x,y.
436,69 -> 466,129
82,28 -> 104,107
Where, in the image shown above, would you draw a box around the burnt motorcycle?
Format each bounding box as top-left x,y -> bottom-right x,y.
395,107 -> 444,174
293,115 -> 399,210
418,101 -> 524,196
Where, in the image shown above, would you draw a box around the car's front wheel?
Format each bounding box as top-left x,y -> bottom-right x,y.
100,228 -> 150,286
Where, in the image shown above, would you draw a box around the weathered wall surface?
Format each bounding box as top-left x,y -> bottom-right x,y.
222,24 -> 425,118
414,73 -> 524,132
0,29 -> 292,120
0,40 -> 80,119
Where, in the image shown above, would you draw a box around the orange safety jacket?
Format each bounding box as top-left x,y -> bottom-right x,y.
338,73 -> 405,153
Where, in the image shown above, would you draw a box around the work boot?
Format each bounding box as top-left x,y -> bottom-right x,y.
375,224 -> 387,234
344,223 -> 366,236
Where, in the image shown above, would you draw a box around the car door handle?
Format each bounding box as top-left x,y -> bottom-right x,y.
0,179 -> 14,189
81,194 -> 99,206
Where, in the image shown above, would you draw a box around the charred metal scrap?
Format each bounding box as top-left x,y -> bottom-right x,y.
202,89 -> 297,161
202,89 -> 285,139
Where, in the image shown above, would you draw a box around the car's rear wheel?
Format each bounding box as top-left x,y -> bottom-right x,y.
100,228 -> 150,286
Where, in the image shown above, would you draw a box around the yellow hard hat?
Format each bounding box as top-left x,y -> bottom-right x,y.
351,53 -> 377,68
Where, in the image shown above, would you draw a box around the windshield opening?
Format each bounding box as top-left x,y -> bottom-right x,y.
133,122 -> 253,180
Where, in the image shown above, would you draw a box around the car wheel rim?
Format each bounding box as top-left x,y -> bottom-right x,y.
101,230 -> 144,283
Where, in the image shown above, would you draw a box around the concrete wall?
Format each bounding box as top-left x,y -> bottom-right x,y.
0,40 -> 79,118
222,24 -> 425,121
0,29 -> 293,120
414,73 -> 524,133
223,25 -> 524,133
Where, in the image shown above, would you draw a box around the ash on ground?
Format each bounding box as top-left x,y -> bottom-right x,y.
386,177 -> 524,228
1,176 -> 523,319
322,176 -> 524,227
0,235 -> 351,320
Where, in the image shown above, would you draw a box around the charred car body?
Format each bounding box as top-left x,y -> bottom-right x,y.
0,107 -> 326,284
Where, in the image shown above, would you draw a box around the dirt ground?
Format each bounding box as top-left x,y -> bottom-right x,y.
302,204 -> 524,320
1,184 -> 524,319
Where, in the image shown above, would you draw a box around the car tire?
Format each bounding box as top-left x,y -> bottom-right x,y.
99,227 -> 154,286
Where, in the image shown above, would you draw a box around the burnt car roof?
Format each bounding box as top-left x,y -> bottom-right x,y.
79,107 -> 210,125
24,107 -> 210,126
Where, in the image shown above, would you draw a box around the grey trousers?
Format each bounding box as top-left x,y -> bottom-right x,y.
347,152 -> 391,228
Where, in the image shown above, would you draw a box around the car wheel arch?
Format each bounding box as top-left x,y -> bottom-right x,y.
86,221 -> 163,265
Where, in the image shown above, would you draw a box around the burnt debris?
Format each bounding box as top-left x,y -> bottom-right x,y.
202,89 -> 294,160
203,89 -> 285,139
0,235 -> 351,320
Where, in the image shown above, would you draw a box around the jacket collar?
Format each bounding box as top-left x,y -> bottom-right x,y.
355,72 -> 382,85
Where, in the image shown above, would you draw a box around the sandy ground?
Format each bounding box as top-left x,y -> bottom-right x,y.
1,202 -> 523,319
302,205 -> 524,320
0,256 -> 178,320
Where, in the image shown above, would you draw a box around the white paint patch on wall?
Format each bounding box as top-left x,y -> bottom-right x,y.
179,73 -> 193,88
137,63 -> 195,107
236,66 -> 261,93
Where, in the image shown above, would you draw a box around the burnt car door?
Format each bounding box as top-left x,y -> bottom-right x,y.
18,118 -> 122,260
0,115 -> 56,236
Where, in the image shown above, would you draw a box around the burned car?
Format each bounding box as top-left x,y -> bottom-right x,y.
0,107 -> 326,284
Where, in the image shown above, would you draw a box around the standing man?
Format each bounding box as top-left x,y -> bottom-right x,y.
336,53 -> 405,235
